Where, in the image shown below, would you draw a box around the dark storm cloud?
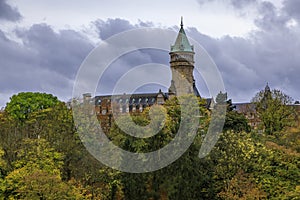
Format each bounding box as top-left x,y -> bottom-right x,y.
188,29 -> 261,100
16,24 -> 94,79
2,8 -> 300,107
94,18 -> 154,40
92,18 -> 171,95
283,0 -> 300,22
94,18 -> 134,40
97,49 -> 170,95
189,0 -> 300,102
254,1 -> 290,31
0,29 -> 36,92
0,0 -> 21,21
0,19 -> 166,106
0,24 -> 94,106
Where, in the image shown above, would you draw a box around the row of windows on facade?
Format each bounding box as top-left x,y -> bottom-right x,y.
97,104 -> 153,115
94,97 -> 164,106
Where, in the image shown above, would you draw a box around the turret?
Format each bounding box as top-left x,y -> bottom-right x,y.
169,17 -> 200,97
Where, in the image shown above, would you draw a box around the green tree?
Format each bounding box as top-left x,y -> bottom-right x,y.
212,130 -> 300,199
108,114 -> 151,200
214,92 -> 250,133
0,149 -> 6,178
252,86 -> 296,135
5,92 -> 60,123
160,97 -> 217,200
210,131 -> 263,195
223,99 -> 251,133
2,95 -> 114,199
244,139 -> 300,199
0,148 -> 7,198
105,95 -> 211,200
0,110 -> 25,169
2,138 -> 83,199
218,170 -> 266,199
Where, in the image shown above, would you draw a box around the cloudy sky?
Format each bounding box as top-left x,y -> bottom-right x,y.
0,0 -> 299,107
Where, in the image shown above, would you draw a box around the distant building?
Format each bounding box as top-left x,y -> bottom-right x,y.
234,83 -> 300,130
234,102 -> 260,129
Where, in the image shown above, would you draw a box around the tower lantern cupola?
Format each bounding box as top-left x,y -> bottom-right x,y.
170,17 -> 194,53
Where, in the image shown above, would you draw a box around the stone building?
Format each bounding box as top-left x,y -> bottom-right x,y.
234,102 -> 260,129
87,18 -> 202,132
80,19 -> 300,133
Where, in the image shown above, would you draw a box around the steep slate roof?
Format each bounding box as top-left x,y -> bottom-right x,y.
233,102 -> 256,113
170,17 -> 194,53
94,92 -> 168,106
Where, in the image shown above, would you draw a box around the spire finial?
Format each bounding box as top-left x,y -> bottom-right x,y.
265,82 -> 270,92
180,16 -> 183,28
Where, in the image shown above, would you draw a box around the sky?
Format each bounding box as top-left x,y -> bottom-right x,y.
0,0 -> 300,108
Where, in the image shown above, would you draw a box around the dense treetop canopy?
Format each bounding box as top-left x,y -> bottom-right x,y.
5,92 -> 60,122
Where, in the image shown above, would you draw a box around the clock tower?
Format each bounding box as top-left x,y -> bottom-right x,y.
169,17 -> 200,97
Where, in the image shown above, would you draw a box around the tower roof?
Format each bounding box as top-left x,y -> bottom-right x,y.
264,82 -> 271,94
170,17 -> 194,53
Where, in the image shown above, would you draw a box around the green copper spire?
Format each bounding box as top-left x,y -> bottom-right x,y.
170,17 -> 194,53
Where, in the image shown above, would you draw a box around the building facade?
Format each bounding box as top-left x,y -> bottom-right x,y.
86,18 -> 202,132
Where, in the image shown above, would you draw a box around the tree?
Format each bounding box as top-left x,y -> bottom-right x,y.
1,95 -> 110,198
0,148 -> 7,198
105,95 -> 211,199
1,100 -> 88,181
108,113 -> 152,200
218,170 -> 266,199
5,92 -> 60,123
223,99 -> 251,133
210,131 -> 263,194
252,85 -> 297,135
213,92 -> 250,133
0,149 -> 6,178
252,140 -> 300,199
2,138 -> 83,199
0,111 -> 25,170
